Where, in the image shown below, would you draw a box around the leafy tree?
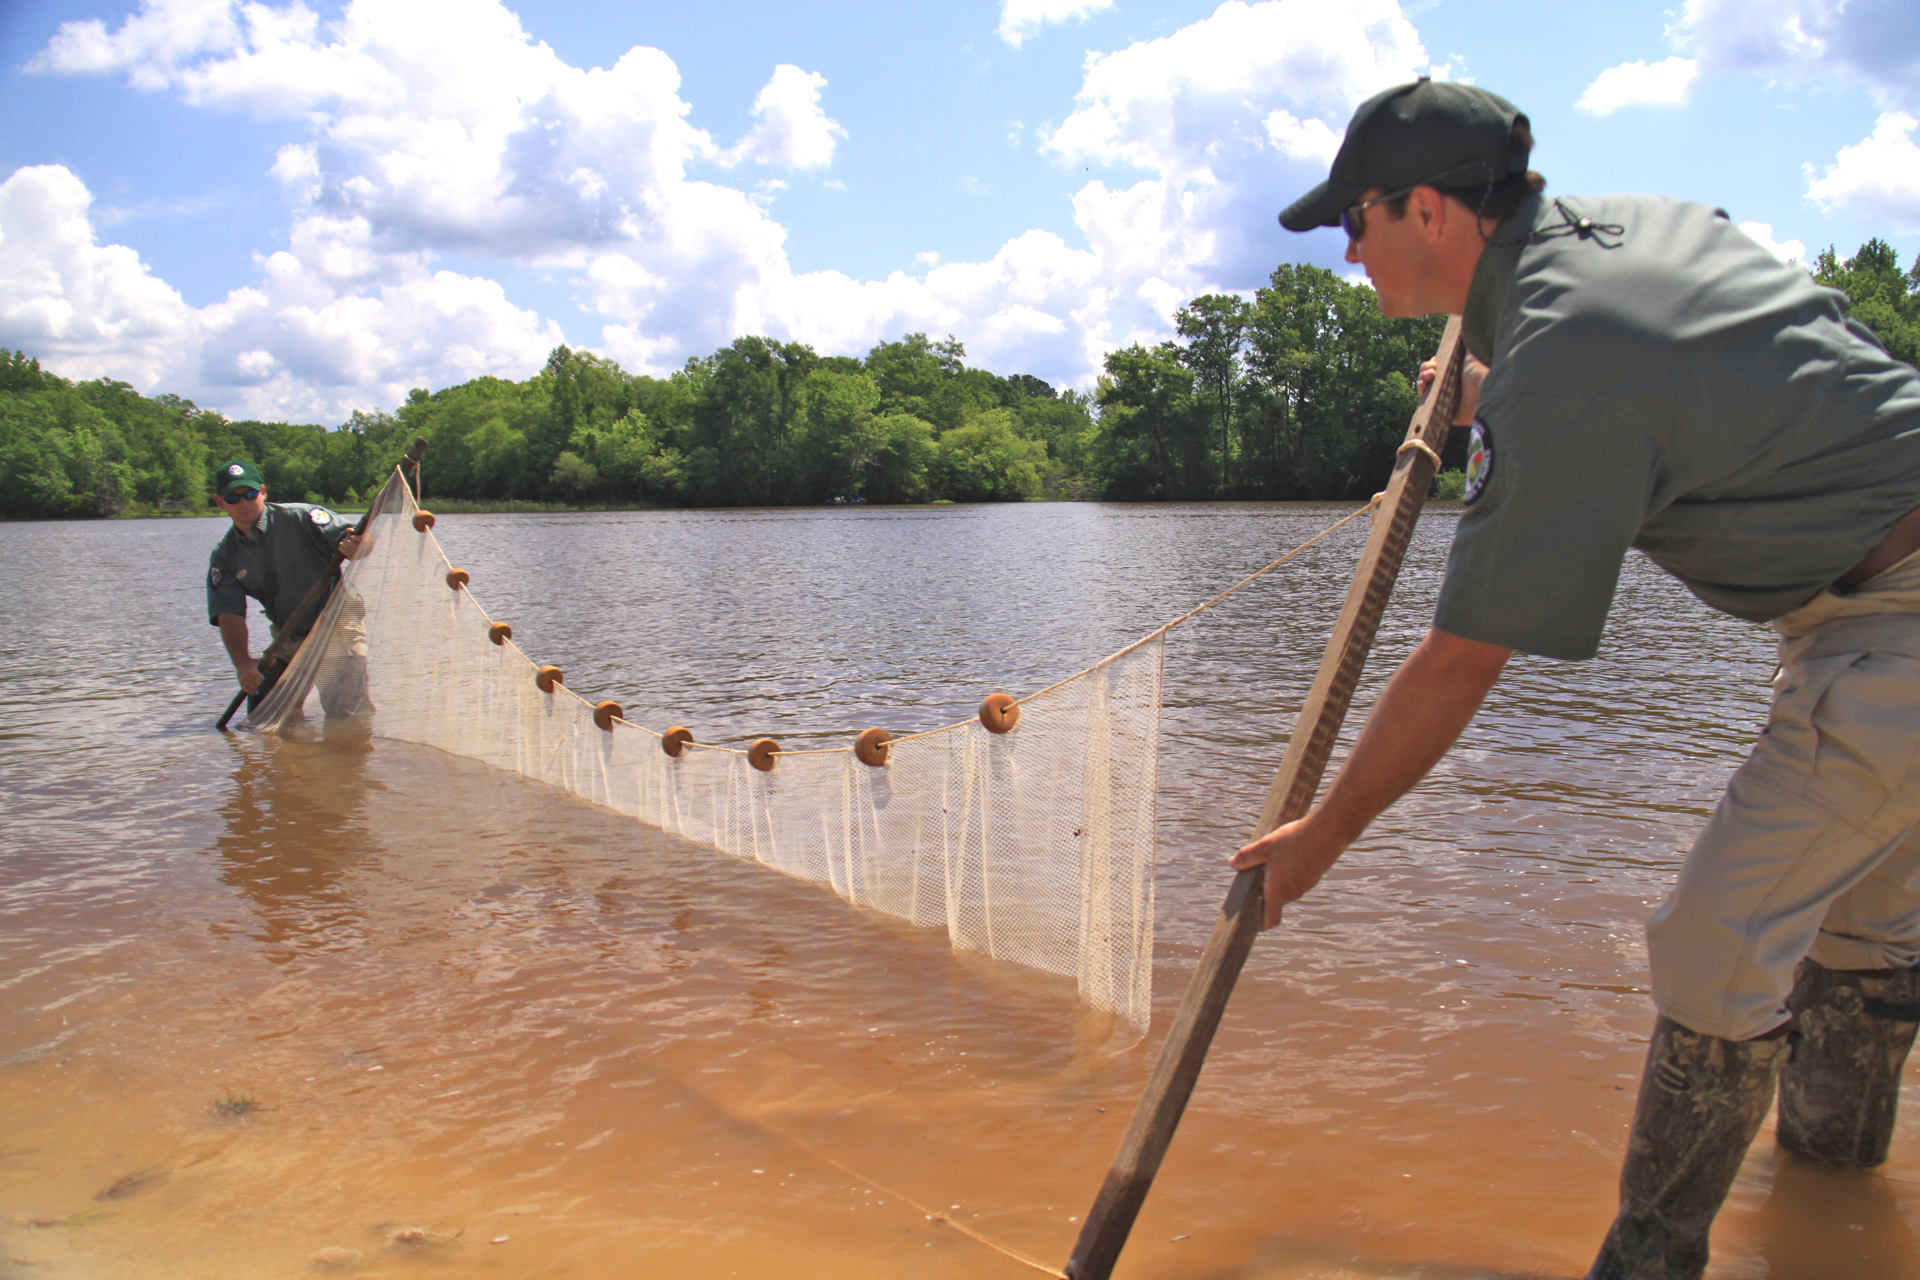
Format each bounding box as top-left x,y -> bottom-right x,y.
1090,344 -> 1208,499
1816,238 -> 1920,368
862,413 -> 936,502
932,409 -> 1047,501
1175,294 -> 1250,492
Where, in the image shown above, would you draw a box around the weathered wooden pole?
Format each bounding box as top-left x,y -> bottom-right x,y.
1065,317 -> 1468,1280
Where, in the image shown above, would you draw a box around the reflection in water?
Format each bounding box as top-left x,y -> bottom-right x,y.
212,734 -> 376,963
0,504 -> 1914,1278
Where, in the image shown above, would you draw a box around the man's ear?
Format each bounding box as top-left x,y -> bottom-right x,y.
1412,185 -> 1448,236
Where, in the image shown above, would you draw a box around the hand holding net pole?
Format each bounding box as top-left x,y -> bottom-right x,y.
1064,316 -> 1468,1280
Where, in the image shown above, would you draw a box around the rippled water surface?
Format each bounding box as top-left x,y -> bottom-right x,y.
2,502 -> 1913,1279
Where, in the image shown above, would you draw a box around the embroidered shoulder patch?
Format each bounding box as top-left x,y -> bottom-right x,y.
309,506 -> 333,524
209,566 -> 221,586
1463,417 -> 1495,505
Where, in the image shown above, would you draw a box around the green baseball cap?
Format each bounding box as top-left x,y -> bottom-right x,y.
215,459 -> 264,497
1279,79 -> 1529,232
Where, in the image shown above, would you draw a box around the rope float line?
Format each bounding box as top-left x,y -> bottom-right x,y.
402,495 -> 1381,764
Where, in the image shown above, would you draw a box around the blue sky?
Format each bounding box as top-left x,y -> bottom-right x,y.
1,0 -> 1915,424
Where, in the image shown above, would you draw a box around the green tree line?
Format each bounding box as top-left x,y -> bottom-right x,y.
3,238 -> 1914,520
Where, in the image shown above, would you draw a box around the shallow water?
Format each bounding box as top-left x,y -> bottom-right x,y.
1,501 -> 1913,1279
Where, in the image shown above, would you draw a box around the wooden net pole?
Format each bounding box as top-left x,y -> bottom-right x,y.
1065,317 -> 1468,1280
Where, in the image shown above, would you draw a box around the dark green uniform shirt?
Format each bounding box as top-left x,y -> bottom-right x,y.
1434,193 -> 1920,660
206,503 -> 356,633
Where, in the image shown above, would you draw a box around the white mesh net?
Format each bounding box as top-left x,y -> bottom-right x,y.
252,470 -> 1162,1034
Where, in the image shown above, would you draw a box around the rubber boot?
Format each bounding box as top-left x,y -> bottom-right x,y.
1586,1016 -> 1788,1280
1777,958 -> 1920,1167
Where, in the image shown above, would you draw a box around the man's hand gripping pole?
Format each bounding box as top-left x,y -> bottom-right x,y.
1064,317 -> 1468,1280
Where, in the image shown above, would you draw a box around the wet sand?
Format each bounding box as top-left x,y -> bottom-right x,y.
2,503 -> 1914,1278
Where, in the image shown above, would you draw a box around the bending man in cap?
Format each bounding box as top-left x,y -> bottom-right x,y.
1239,78 -> 1920,1280
207,459 -> 371,719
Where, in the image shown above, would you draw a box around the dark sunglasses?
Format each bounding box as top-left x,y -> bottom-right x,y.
1340,162 -> 1497,242
1340,183 -> 1420,242
220,487 -> 261,504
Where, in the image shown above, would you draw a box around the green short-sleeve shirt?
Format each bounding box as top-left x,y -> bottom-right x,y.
207,503 -> 355,633
1434,193 -> 1920,660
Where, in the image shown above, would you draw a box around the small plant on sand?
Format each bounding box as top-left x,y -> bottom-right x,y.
210,1089 -> 269,1120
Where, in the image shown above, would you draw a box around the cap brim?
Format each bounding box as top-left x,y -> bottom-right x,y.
1278,179 -> 1356,233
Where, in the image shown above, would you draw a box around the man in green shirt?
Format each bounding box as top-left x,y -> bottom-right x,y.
1249,79 -> 1920,1280
206,459 -> 368,715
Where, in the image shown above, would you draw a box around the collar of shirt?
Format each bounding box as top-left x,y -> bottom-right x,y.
1461,193 -> 1542,365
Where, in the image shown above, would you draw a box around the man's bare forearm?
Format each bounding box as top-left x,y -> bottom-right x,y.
1311,627 -> 1509,845
217,613 -> 263,691
1233,627 -> 1510,926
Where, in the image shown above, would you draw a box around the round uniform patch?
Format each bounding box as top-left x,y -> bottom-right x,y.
1463,417 -> 1494,505
226,463 -> 244,477
309,506 -> 333,524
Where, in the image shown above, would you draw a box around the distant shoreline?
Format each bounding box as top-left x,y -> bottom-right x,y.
8,494 -> 1466,523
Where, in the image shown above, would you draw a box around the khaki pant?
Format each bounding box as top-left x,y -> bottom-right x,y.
1647,551 -> 1920,1041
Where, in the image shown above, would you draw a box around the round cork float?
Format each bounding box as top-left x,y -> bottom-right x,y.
747,738 -> 780,772
535,665 -> 563,693
593,701 -> 622,732
412,511 -> 436,532
978,693 -> 1020,734
662,726 -> 694,758
446,568 -> 469,590
488,622 -> 512,645
854,727 -> 892,767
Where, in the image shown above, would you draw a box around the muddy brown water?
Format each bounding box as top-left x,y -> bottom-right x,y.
1,502 -> 1913,1279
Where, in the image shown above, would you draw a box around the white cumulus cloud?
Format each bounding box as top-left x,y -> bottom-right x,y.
0,165 -> 197,390
9,0 -> 1437,413
1737,220 -> 1807,264
1043,0 -> 1428,300
1805,112 -> 1920,233
721,65 -> 847,171
1576,56 -> 1699,116
0,163 -> 563,422
998,0 -> 1115,49
1670,0 -> 1920,111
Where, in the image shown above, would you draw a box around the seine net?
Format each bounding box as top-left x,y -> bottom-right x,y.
250,469 -> 1163,1033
